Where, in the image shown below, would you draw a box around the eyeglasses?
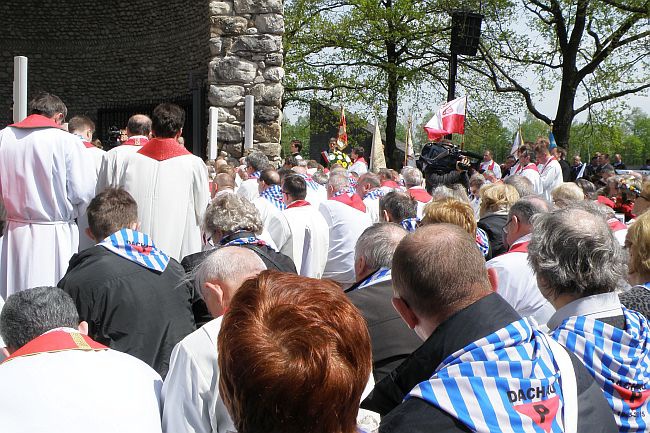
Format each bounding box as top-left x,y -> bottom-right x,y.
502,218 -> 512,233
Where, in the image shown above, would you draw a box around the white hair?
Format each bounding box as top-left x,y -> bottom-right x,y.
400,166 -> 424,188
194,247 -> 266,295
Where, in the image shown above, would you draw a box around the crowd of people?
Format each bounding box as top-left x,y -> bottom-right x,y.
0,92 -> 649,432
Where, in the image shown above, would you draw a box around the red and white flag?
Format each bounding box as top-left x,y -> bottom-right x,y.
337,106 -> 348,150
423,96 -> 467,141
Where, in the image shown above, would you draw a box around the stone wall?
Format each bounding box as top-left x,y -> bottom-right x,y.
0,0 -> 211,136
208,0 -> 284,157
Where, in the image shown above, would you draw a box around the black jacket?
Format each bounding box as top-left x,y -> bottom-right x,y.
477,213 -> 508,259
181,231 -> 297,274
58,246 -> 197,378
362,293 -> 617,433
345,276 -> 422,382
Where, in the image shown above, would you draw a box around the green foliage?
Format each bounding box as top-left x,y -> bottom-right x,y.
281,115 -> 311,158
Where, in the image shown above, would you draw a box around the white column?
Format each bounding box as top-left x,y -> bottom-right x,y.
244,95 -> 254,150
13,56 -> 28,123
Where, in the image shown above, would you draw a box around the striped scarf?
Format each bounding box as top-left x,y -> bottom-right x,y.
249,170 -> 260,180
476,227 -> 490,257
220,234 -> 267,248
363,189 -> 385,201
401,217 -> 419,233
261,184 -> 286,210
358,268 -> 391,290
99,229 -> 169,272
552,308 -> 650,432
298,174 -> 320,191
407,318 -> 566,433
332,188 -> 354,199
349,177 -> 358,189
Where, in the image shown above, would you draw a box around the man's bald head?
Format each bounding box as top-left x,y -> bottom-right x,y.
392,224 -> 492,322
126,114 -> 152,137
214,173 -> 236,192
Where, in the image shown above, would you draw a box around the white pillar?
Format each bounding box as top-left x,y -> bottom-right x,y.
208,106 -> 218,160
244,95 -> 254,150
13,56 -> 28,123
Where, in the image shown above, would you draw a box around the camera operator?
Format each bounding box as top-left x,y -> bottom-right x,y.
418,142 -> 476,193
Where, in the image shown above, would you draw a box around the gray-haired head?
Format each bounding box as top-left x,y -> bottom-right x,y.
401,167 -> 424,188
528,202 -> 625,300
203,194 -> 263,238
504,175 -> 535,198
246,152 -> 270,172
430,185 -> 470,203
509,195 -> 552,225
327,173 -> 350,194
355,223 -> 408,270
193,247 -> 266,298
0,287 -> 79,350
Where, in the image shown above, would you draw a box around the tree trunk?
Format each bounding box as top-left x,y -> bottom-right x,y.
384,36 -> 400,169
553,71 -> 578,150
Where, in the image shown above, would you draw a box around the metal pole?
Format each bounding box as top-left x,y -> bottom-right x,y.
244,95 -> 254,150
208,106 -> 218,160
445,51 -> 458,140
13,56 -> 28,123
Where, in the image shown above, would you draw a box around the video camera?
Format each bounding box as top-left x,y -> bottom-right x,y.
105,126 -> 121,150
417,141 -> 481,175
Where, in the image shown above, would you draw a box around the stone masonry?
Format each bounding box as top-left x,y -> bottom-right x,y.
208,0 -> 284,157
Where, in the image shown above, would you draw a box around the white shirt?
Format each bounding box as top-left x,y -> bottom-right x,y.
278,203 -> 329,278
319,200 -> 372,285
0,335 -> 163,433
99,151 -> 210,261
480,160 -> 502,179
237,178 -> 260,202
519,166 -> 543,195
547,292 -> 623,331
363,196 -> 381,223
0,124 -> 95,298
162,317 -> 232,433
349,159 -> 368,176
485,234 -> 555,325
537,157 -> 563,201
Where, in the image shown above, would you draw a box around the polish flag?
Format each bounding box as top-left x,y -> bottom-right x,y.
423,96 -> 467,141
337,106 -> 348,150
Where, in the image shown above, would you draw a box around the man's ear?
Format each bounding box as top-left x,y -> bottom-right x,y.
392,296 -> 419,330
203,281 -> 225,316
85,227 -> 96,242
382,210 -> 390,222
487,267 -> 498,292
77,321 -> 89,335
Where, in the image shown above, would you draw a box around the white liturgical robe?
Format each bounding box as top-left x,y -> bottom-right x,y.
0,115 -> 95,298
276,201 -> 329,278
77,141 -> 106,252
485,235 -> 555,325
96,142 -> 143,193
0,328 -> 163,433
537,157 -> 563,201
319,200 -> 372,285
162,317 -> 233,433
98,138 -> 210,260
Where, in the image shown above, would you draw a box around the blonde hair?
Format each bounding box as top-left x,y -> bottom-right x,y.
626,211 -> 650,277
479,183 -> 519,217
421,198 -> 476,235
551,183 -> 584,208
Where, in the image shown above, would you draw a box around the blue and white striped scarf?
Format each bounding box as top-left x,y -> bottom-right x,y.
552,308 -> 650,432
332,188 -> 354,199
298,174 -> 320,191
408,318 -> 566,433
261,184 -> 286,210
363,189 -> 385,201
99,229 -> 169,272
476,227 -> 490,257
401,217 -> 419,232
220,235 -> 267,247
357,268 -> 391,290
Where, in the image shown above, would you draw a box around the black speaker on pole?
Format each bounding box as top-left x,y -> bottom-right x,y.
451,11 -> 483,56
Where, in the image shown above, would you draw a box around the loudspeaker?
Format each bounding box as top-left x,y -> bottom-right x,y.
451,11 -> 483,56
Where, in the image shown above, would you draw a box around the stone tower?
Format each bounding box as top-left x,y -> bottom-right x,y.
208,0 -> 284,158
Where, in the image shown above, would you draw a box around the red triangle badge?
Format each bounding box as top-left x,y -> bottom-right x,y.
613,383 -> 650,410
513,396 -> 559,433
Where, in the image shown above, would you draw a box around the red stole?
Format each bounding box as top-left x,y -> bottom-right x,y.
9,114 -> 62,129
516,163 -> 539,174
607,218 -> 627,232
3,330 -> 107,364
286,200 -> 311,209
83,141 -> 95,149
408,187 -> 432,203
482,160 -> 495,171
137,137 -> 191,161
331,193 -> 366,212
121,136 -> 149,146
355,156 -> 367,165
505,241 -> 529,254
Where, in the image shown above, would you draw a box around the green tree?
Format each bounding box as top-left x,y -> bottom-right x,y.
281,115 -> 311,158
468,0 -> 650,150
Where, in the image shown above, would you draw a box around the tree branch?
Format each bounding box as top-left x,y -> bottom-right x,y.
574,82 -> 650,114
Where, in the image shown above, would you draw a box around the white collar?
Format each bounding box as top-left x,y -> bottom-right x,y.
547,292 -> 622,330
511,233 -> 532,246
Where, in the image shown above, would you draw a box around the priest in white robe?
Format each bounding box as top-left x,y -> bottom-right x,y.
97,103 -> 210,261
0,93 -> 95,298
535,142 -> 563,201
275,175 -> 329,278
96,114 -> 151,194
